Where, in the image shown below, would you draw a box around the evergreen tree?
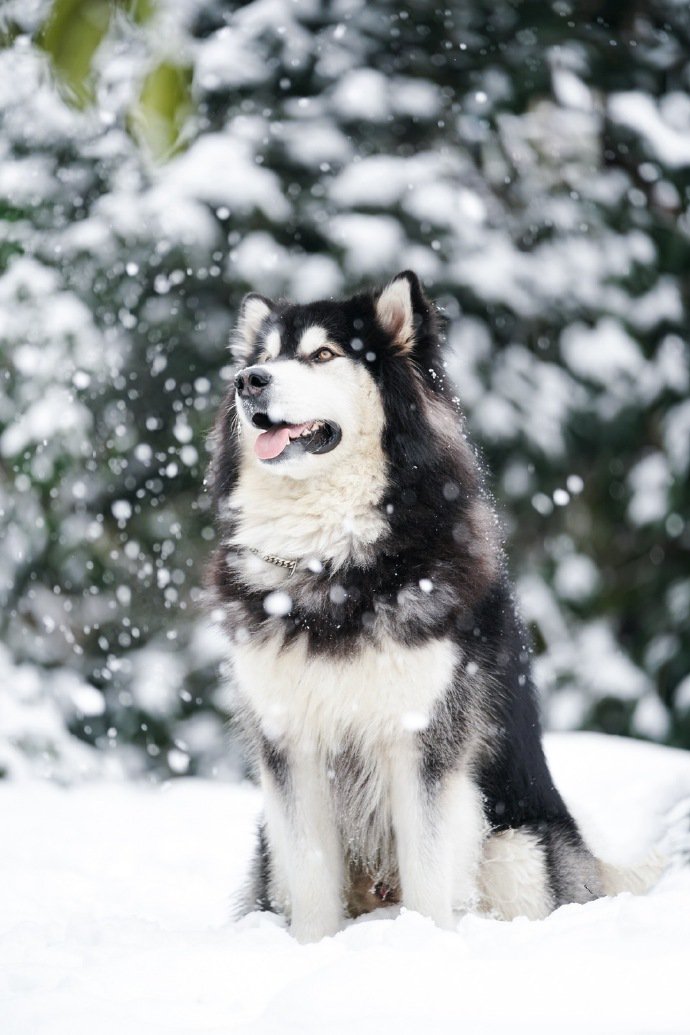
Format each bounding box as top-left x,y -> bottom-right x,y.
0,0 -> 688,777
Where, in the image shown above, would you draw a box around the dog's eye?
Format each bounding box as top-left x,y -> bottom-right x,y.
311,347 -> 338,363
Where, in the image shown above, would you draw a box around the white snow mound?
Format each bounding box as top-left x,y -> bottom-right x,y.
1,732 -> 689,1035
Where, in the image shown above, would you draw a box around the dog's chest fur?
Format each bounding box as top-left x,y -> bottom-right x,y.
231,629 -> 458,750
221,416 -> 459,749
231,625 -> 459,876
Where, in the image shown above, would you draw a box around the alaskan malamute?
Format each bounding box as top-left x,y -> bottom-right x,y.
208,271 -> 660,942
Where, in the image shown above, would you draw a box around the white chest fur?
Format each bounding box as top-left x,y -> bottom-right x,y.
226,460 -> 387,572
231,631 -> 458,751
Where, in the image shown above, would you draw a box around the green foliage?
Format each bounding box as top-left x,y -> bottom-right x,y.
130,60 -> 194,161
40,0 -> 112,105
40,0 -> 153,105
39,0 -> 189,158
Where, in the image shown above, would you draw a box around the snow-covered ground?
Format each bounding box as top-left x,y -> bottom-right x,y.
2,732 -> 689,1035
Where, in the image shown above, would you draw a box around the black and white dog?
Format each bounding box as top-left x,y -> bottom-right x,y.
208,271 -> 660,942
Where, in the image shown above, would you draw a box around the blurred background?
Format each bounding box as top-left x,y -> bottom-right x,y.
0,0 -> 688,782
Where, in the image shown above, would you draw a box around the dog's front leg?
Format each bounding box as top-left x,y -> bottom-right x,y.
389,746 -> 484,929
260,744 -> 343,943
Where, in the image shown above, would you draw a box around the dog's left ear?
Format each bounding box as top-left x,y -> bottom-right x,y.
232,292 -> 275,363
374,271 -> 432,356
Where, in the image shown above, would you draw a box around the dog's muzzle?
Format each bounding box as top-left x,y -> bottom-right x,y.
234,365 -> 342,462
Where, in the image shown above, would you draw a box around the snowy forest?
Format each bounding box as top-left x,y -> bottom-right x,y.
1,0 -> 689,781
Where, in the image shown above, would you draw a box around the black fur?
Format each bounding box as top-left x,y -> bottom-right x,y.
259,735 -> 289,790
248,824 -> 274,913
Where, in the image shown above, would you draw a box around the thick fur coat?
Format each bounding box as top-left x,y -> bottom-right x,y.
207,271 -> 659,942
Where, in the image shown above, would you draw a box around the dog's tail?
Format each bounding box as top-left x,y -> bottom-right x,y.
597,849 -> 667,895
598,794 -> 690,896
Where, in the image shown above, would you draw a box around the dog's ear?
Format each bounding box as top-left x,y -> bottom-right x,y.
232,293 -> 274,362
374,271 -> 431,356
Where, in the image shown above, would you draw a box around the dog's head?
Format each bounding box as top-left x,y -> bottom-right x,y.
231,270 -> 445,480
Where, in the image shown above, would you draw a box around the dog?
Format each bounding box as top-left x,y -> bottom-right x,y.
207,271 -> 662,942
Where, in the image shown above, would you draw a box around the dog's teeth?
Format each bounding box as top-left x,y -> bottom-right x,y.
291,421 -> 323,439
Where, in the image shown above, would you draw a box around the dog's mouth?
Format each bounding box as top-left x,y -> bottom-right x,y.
251,412 -> 342,462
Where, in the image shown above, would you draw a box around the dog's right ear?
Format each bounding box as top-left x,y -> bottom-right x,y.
232,293 -> 274,362
374,271 -> 433,357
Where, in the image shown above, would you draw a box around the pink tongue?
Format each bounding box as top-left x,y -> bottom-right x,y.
254,423 -> 310,461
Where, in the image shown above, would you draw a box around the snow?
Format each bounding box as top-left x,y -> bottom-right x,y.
329,70 -> 442,122
519,578 -> 657,729
330,152 -> 454,208
195,26 -> 267,92
676,676 -> 690,712
560,318 -> 646,388
664,399 -> 690,475
229,232 -> 291,294
552,68 -> 593,111
627,452 -> 671,527
263,590 -> 293,617
331,69 -> 389,121
0,153 -> 55,203
554,554 -> 601,603
0,645 -> 114,782
130,644 -> 184,716
608,91 -> 690,167
2,733 -> 689,1035
452,231 -> 656,319
289,254 -> 343,303
633,694 -> 671,741
330,213 -> 406,275
279,118 -> 352,167
161,134 -> 290,220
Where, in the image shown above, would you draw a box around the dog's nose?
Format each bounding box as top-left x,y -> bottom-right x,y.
234,365 -> 272,397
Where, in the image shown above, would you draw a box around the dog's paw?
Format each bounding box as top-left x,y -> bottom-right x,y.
290,912 -> 342,944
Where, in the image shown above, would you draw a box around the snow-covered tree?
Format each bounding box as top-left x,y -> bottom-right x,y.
0,0 -> 688,778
